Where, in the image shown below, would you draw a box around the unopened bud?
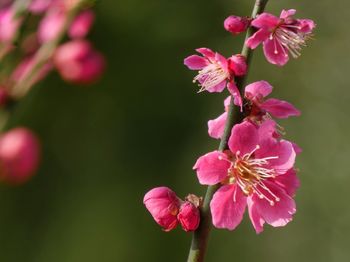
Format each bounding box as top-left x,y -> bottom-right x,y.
0,128 -> 40,184
143,187 -> 181,231
224,15 -> 250,35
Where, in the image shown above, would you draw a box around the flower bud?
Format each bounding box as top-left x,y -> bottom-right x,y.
53,40 -> 105,84
228,54 -> 247,76
0,128 -> 40,184
177,201 -> 200,232
69,10 -> 95,39
224,15 -> 250,35
143,187 -> 181,231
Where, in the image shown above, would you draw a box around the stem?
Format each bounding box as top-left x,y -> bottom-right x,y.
187,1 -> 269,261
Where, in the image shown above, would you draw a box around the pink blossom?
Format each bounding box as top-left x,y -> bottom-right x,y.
38,9 -> 65,43
208,81 -> 300,139
184,48 -> 246,94
0,7 -> 21,43
194,120 -> 298,233
143,187 -> 181,231
246,9 -> 315,66
224,15 -> 250,35
69,10 -> 95,39
0,128 -> 40,184
177,201 -> 200,232
53,40 -> 105,84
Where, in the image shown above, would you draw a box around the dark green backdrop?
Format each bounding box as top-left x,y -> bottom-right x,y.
0,0 -> 349,261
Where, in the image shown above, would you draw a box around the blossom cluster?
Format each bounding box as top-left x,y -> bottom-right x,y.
144,9 -> 315,234
0,0 -> 104,184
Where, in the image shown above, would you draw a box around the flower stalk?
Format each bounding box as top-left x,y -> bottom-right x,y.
187,1 -> 269,261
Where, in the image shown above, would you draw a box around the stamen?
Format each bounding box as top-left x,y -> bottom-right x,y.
273,26 -> 312,59
193,63 -> 229,92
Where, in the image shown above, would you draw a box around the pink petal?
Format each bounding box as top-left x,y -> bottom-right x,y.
228,54 -> 247,76
258,119 -> 277,138
196,47 -> 215,61
252,181 -> 296,227
208,112 -> 227,139
274,169 -> 300,197
280,9 -> 296,20
207,80 -> 227,93
260,98 -> 301,118
244,80 -> 273,99
184,55 -> 208,70
247,197 -> 265,234
193,151 -> 230,185
224,96 -> 231,109
246,28 -> 270,49
215,52 -> 229,70
227,82 -> 242,109
257,138 -> 296,173
297,19 -> 316,33
263,38 -> 289,66
210,185 -> 247,230
69,10 -> 95,39
251,13 -> 280,29
228,121 -> 259,155
291,142 -> 302,155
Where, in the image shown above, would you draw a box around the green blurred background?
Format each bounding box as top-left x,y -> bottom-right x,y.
0,0 -> 349,261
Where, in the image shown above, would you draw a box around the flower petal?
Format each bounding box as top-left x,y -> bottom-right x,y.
247,197 -> 265,234
227,81 -> 242,109
246,28 -> 270,49
207,80 -> 227,93
208,112 -> 227,139
274,169 -> 300,197
257,138 -> 296,173
196,47 -> 215,61
260,98 -> 301,118
244,80 -> 273,99
184,55 -> 208,70
280,9 -> 296,20
263,38 -> 289,66
251,13 -> 280,29
228,121 -> 259,155
210,185 -> 247,230
228,54 -> 247,76
193,151 -> 230,185
297,19 -> 316,33
252,181 -> 296,227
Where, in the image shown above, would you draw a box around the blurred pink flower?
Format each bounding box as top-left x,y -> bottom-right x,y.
54,40 -> 105,84
177,201 -> 200,232
246,9 -> 315,66
69,10 -> 95,39
0,128 -> 40,184
184,48 -> 246,95
224,15 -> 250,35
143,187 -> 181,231
38,8 -> 65,43
0,7 -> 21,43
194,120 -> 298,233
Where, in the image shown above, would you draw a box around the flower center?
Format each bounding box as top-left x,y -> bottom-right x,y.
193,63 -> 229,92
271,25 -> 312,58
224,146 -> 281,206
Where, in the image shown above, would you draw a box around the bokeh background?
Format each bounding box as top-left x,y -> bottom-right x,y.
0,0 -> 349,261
